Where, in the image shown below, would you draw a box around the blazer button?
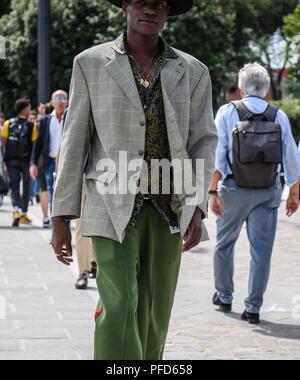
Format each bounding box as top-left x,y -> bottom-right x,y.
140,121 -> 145,127
138,150 -> 144,157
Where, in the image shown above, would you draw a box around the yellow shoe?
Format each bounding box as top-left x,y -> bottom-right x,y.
12,211 -> 21,227
19,215 -> 32,225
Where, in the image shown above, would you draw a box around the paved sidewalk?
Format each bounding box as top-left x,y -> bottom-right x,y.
165,201 -> 300,360
0,196 -> 300,360
0,198 -> 95,360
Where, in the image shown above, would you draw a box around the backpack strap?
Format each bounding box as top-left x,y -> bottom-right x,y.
263,104 -> 279,122
231,101 -> 254,121
6,118 -> 16,137
263,104 -> 282,172
231,101 -> 279,122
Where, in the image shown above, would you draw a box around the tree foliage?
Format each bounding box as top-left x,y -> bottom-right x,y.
0,0 -> 298,115
284,3 -> 300,81
281,3 -> 300,139
0,0 -> 112,115
0,0 -> 11,17
272,96 -> 300,141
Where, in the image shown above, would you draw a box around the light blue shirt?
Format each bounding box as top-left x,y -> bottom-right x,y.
215,96 -> 300,187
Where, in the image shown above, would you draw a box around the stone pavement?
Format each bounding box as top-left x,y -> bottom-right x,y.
0,196 -> 300,360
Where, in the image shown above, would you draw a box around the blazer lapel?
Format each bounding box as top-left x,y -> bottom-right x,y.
105,35 -> 185,114
105,44 -> 144,115
161,57 -> 186,99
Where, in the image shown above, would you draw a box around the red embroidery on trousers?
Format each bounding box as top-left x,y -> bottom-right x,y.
95,305 -> 104,321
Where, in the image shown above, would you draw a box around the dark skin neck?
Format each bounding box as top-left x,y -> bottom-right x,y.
126,27 -> 160,75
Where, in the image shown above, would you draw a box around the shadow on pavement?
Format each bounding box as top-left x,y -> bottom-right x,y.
253,321 -> 300,341
219,311 -> 300,342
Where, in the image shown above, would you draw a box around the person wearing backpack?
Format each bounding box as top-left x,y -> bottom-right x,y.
0,99 -> 38,227
209,63 -> 300,324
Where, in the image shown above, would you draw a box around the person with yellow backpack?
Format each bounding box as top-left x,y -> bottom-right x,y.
0,99 -> 38,227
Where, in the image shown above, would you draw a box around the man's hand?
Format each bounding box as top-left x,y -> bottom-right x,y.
286,193 -> 299,217
209,194 -> 224,218
29,164 -> 38,181
182,208 -> 203,253
51,217 -> 73,266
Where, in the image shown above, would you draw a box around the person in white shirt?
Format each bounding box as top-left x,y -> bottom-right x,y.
30,90 -> 68,212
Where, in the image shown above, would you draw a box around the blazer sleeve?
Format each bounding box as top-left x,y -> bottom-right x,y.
186,67 -> 218,217
52,56 -> 94,220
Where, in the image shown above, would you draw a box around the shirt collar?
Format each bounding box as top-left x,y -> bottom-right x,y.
111,33 -> 178,60
244,95 -> 267,102
51,110 -> 64,123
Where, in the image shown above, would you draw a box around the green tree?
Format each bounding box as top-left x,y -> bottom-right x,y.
284,3 -> 300,81
281,4 -> 300,139
163,1 -> 237,106
272,96 -> 300,141
0,0 -> 11,17
0,0 -> 111,115
0,0 -> 299,114
234,0 -> 299,100
168,0 -> 299,101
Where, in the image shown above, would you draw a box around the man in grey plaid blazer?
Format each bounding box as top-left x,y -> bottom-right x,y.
52,0 -> 217,360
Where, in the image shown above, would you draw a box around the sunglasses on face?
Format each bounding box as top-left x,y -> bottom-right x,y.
53,97 -> 67,103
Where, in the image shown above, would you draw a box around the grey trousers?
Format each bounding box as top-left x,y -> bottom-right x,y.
214,178 -> 282,313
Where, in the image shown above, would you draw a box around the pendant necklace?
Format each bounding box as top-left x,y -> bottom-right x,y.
135,50 -> 158,89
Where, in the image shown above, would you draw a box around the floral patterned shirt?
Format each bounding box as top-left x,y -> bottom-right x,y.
112,33 -> 180,228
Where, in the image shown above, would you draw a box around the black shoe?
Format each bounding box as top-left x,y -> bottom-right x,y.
213,292 -> 232,313
12,211 -> 21,227
241,310 -> 260,324
88,261 -> 97,279
43,217 -> 51,229
75,274 -> 88,290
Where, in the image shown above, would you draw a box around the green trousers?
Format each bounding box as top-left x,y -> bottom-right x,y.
92,200 -> 183,360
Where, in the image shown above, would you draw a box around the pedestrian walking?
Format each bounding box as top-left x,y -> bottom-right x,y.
51,0 -> 217,360
0,99 -> 38,226
74,217 -> 97,290
30,90 -> 68,214
209,63 -> 300,324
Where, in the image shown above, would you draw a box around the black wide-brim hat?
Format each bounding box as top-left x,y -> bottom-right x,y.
107,0 -> 193,17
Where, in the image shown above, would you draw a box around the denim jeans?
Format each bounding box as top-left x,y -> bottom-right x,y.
6,160 -> 30,213
44,159 -> 56,212
214,178 -> 282,313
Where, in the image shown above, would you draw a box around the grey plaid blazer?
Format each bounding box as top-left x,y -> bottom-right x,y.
52,34 -> 218,243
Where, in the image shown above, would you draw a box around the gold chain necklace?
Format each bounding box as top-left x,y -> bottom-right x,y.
132,50 -> 159,89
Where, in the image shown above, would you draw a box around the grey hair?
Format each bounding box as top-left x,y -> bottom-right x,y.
238,63 -> 271,98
